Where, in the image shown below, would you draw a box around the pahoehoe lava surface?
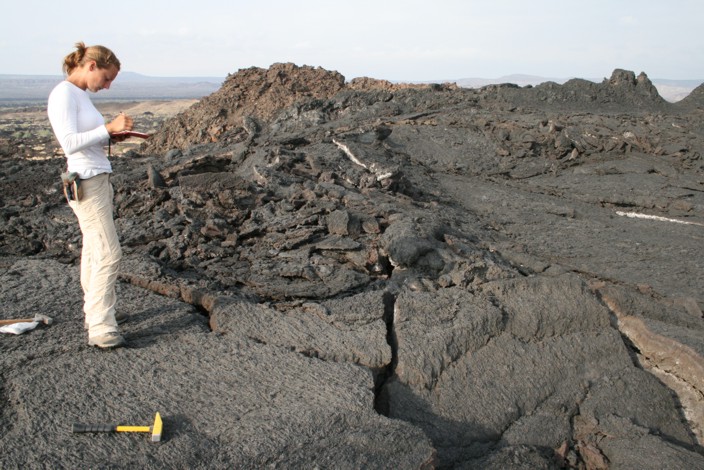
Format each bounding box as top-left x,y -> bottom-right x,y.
1,63 -> 703,468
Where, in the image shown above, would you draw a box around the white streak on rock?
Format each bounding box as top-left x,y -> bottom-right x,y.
333,138 -> 367,169
616,211 -> 704,227
333,138 -> 396,182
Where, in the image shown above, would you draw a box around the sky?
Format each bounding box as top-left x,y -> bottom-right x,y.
2,0 -> 703,81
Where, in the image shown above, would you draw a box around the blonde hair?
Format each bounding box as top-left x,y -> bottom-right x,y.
62,42 -> 121,76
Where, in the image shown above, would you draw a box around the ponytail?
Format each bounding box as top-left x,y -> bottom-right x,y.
62,41 -> 121,76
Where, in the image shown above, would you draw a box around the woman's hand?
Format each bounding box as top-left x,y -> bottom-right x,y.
106,112 -> 133,135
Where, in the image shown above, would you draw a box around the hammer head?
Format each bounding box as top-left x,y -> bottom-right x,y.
33,315 -> 53,325
151,412 -> 163,442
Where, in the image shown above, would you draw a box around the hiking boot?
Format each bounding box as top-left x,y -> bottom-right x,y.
88,332 -> 126,349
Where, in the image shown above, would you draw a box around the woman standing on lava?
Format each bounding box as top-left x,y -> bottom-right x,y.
47,42 -> 133,349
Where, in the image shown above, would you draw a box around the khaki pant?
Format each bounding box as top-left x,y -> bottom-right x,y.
69,173 -> 122,337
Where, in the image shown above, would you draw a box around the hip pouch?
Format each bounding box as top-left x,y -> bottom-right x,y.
61,171 -> 83,203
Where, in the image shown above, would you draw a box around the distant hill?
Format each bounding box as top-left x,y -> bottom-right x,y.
450,74 -> 702,103
1,71 -> 701,104
0,73 -> 224,103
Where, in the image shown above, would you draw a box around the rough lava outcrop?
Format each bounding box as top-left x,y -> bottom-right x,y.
1,63 -> 703,469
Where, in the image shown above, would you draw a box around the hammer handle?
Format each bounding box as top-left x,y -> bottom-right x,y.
72,423 -> 151,433
0,319 -> 35,326
73,423 -> 117,433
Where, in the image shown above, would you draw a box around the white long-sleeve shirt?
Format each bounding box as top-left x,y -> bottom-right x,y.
47,81 -> 112,179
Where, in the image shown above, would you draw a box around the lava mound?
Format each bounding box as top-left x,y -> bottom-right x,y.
479,68 -> 670,111
143,63 -> 346,153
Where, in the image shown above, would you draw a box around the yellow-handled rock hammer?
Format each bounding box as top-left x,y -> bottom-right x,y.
72,412 -> 163,442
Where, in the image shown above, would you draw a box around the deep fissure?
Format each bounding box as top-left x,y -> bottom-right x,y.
373,291 -> 399,416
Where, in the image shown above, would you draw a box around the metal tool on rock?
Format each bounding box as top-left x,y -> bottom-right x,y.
0,314 -> 53,326
72,412 -> 163,442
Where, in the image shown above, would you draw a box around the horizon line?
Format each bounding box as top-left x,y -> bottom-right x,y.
1,71 -> 703,83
